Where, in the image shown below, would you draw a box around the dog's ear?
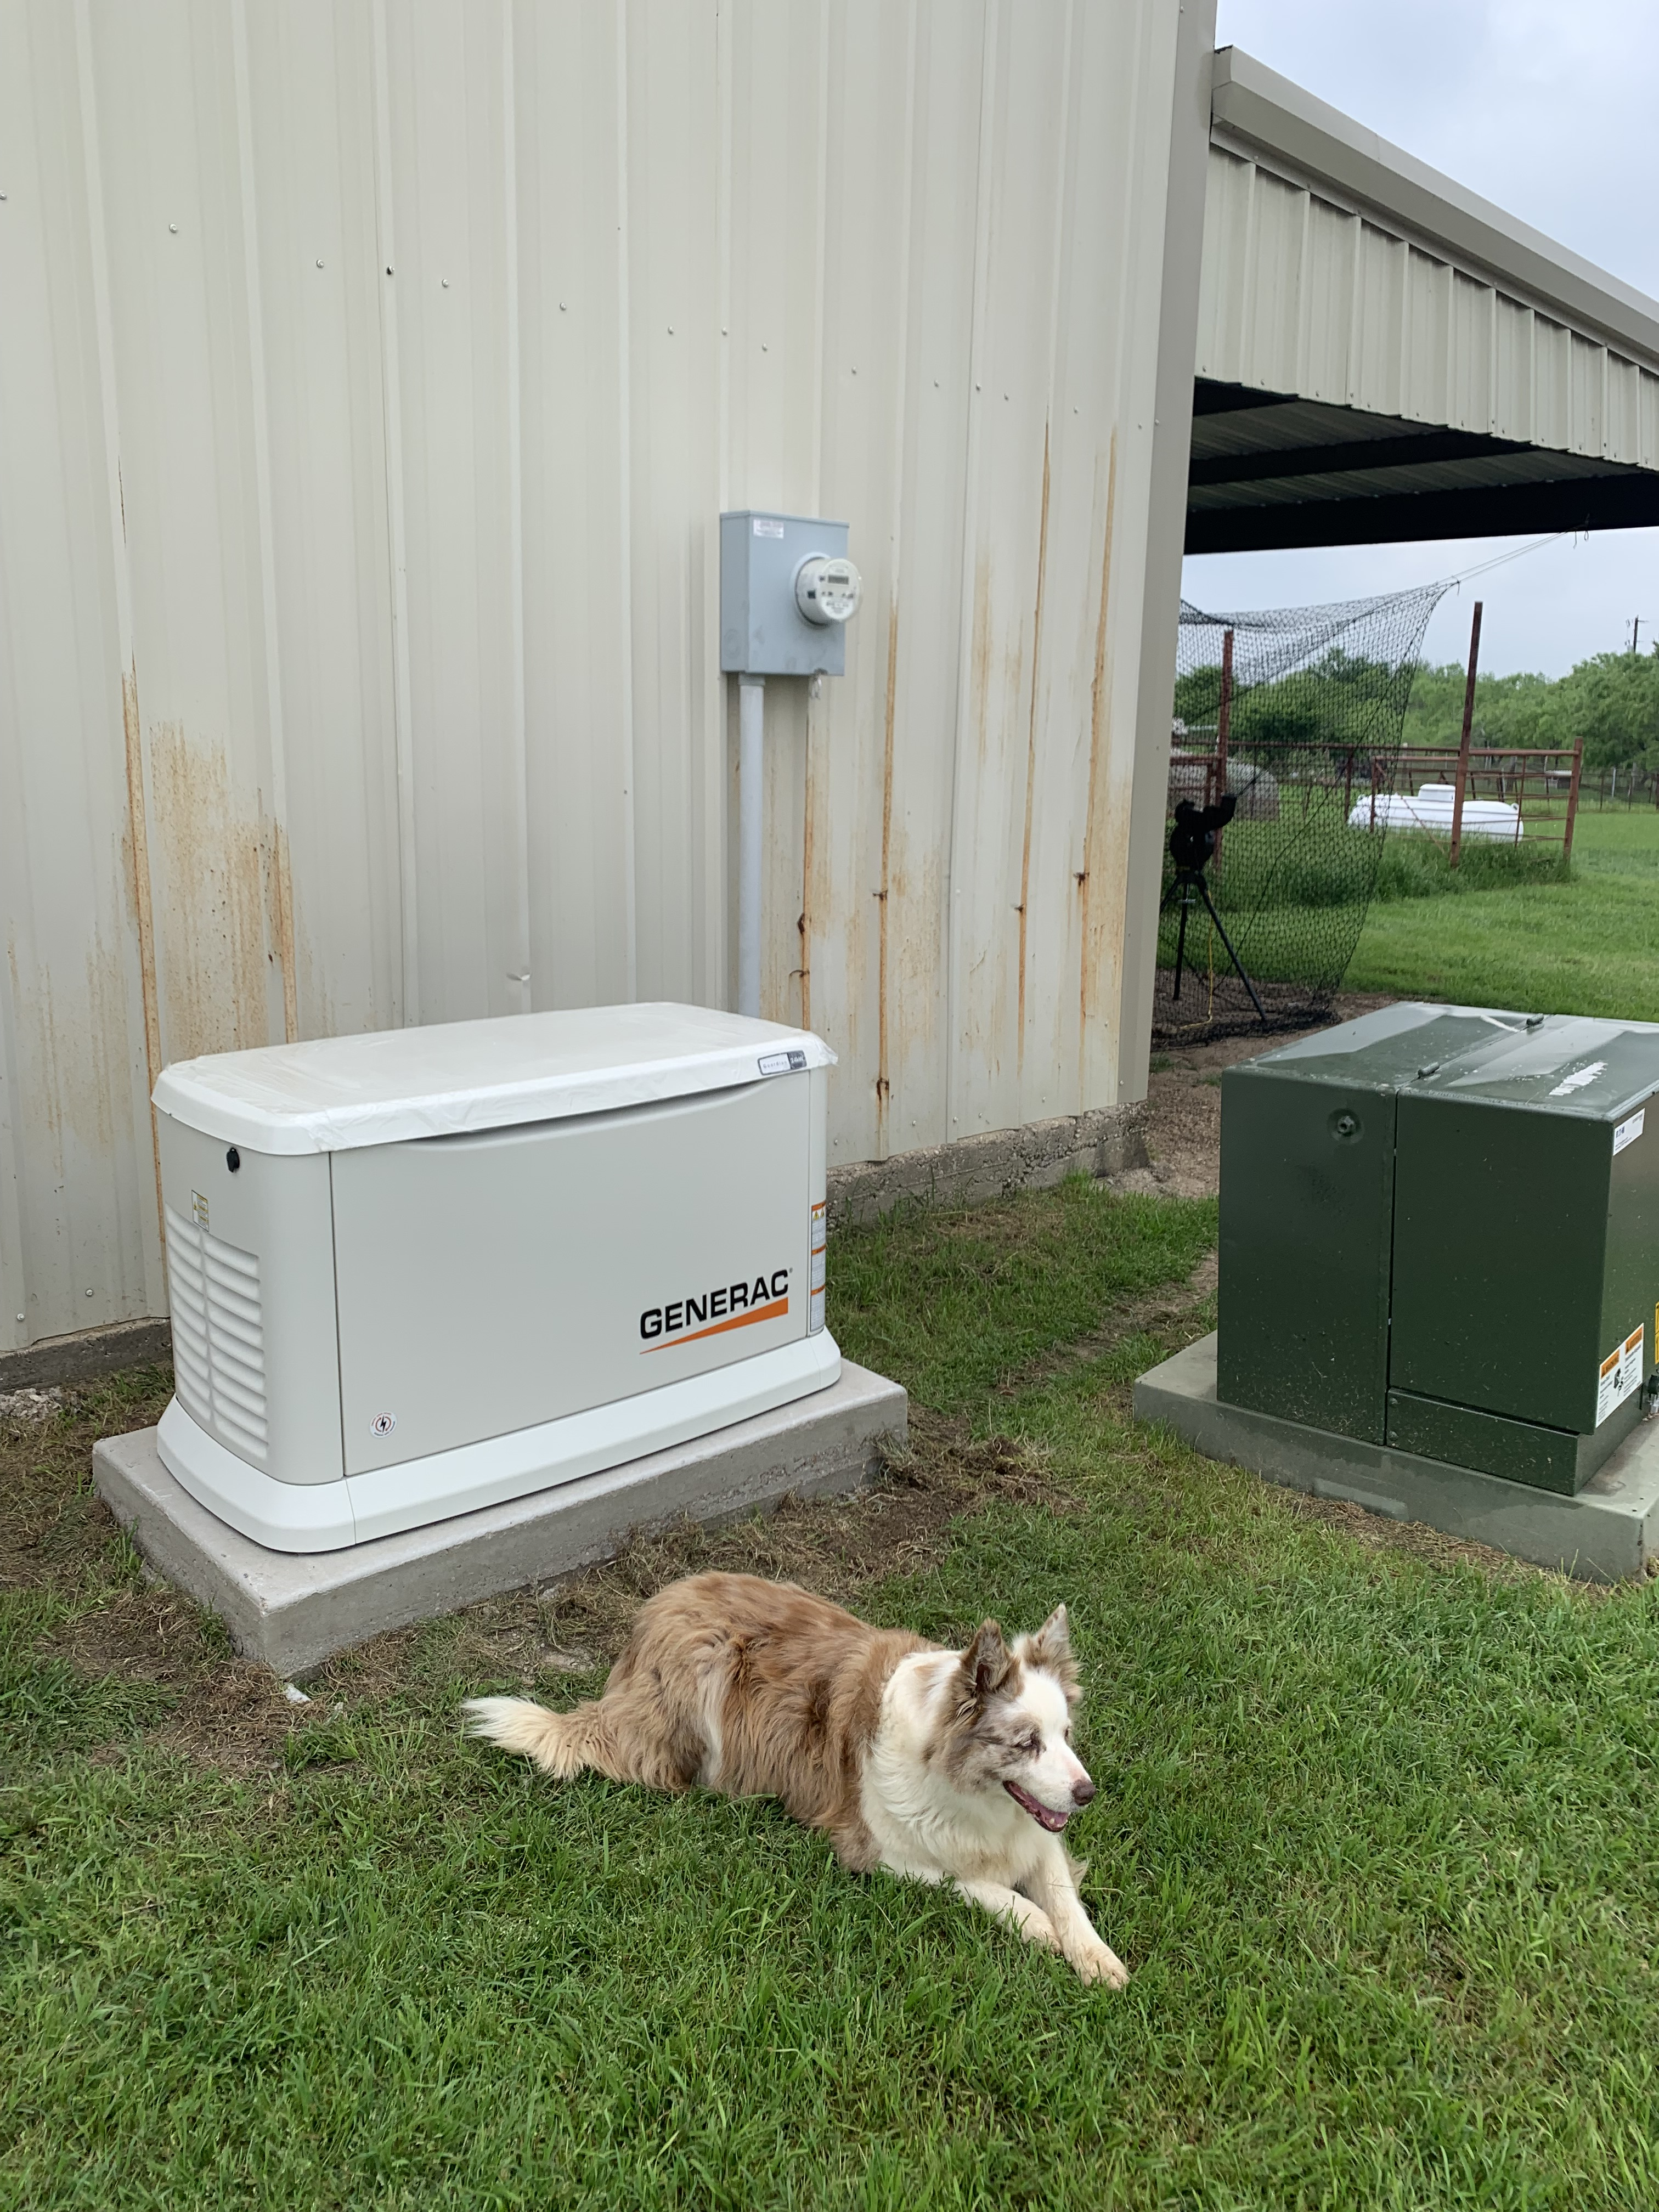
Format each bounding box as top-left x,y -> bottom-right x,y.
1017,1605 -> 1081,1703
957,1619 -> 1014,1710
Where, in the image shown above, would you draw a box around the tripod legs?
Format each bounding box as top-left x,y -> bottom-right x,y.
1193,874 -> 1267,1022
1160,868 -> 1267,1023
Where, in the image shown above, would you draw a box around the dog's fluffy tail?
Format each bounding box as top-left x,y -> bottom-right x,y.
463,1695 -> 618,1780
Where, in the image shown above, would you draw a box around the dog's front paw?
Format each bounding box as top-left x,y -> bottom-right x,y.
1073,1939 -> 1129,1989
1012,1898 -> 1062,1951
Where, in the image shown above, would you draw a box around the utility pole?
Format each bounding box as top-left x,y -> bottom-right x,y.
1449,600 -> 1483,869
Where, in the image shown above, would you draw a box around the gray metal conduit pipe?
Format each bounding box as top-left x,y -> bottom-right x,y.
738,673 -> 765,1020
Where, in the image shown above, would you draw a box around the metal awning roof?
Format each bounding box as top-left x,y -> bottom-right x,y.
1189,50 -> 1659,554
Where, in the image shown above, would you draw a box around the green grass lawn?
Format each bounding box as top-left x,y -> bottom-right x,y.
6,1181 -> 1659,2209
1346,806 -> 1659,1015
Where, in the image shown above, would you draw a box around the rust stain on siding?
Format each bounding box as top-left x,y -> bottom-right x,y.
122,662 -> 165,1246
960,551 -> 1000,1092
893,839 -> 943,1058
148,722 -> 290,1064
1079,432 -> 1119,1048
272,821 -> 299,1044
874,594 -> 899,1154
1016,422 -> 1051,1072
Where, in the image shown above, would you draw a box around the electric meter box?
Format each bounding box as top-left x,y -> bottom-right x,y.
720,511 -> 854,676
1219,1004 -> 1659,1494
151,1005 -> 839,1554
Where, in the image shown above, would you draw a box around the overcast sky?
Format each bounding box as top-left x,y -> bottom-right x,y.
1183,0 -> 1659,675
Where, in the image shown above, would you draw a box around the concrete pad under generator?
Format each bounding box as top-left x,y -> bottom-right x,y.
94,1363 -> 907,1677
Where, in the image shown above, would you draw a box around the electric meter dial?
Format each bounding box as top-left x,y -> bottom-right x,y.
794,554 -> 862,627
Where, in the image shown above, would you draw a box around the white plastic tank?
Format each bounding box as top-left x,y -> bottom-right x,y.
1347,783 -> 1521,840
151,1005 -> 838,1553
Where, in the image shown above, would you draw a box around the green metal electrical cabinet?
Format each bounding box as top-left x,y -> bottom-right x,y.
1218,1005 -> 1659,1492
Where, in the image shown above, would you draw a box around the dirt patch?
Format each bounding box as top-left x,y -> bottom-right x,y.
1111,1072 -> 1224,1200
1,1370 -> 171,1596
0,1387 -> 66,1424
303,1419 -> 1077,1703
1118,992 -> 1396,1200
8,1333 -> 1581,1780
4,1362 -> 1091,1774
1154,991 -> 1397,1075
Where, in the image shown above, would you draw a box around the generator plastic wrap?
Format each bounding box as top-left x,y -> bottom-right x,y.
1156,585 -> 1448,1039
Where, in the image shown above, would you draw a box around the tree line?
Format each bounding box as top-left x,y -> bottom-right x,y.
1401,647 -> 1659,768
1173,644 -> 1659,770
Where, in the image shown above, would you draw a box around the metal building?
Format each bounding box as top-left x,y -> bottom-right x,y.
1188,51 -> 1659,551
3,8 -> 1658,1379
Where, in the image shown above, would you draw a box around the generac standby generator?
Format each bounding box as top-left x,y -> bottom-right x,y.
151,1005 -> 838,1553
1219,1004 -> 1659,1494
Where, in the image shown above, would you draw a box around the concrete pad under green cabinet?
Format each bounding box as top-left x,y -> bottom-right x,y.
1136,1333 -> 1659,1582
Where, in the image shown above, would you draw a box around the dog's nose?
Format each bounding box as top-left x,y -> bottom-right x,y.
1072,1776 -> 1096,1806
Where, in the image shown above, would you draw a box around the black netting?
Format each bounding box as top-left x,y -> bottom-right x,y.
1155,584 -> 1449,1040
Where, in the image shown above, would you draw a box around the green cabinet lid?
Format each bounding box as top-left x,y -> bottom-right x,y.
1242,1005 -> 1659,1123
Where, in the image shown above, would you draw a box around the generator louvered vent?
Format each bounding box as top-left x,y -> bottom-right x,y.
164,1203 -> 268,1467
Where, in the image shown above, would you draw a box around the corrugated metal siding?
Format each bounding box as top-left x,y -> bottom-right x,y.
1198,141 -> 1659,455
0,0 -> 1182,1350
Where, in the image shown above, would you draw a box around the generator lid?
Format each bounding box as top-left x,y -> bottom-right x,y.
1243,1003 -> 1659,1121
153,1004 -> 835,1155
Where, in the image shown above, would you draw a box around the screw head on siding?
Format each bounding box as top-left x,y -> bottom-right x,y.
168,222 -> 178,234
442,276 -> 450,288
315,258 -> 324,268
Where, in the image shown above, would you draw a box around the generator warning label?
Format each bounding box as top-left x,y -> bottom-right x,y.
1595,1325 -> 1644,1426
1613,1108 -> 1645,1156
809,1200 -> 827,1335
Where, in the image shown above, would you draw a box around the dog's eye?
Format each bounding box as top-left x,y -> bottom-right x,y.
1022,1735 -> 1041,1757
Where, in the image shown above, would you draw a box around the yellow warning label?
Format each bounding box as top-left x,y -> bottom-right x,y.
1596,1324 -> 1644,1426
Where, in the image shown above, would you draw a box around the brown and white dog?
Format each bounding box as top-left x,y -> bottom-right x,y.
464,1571 -> 1127,1985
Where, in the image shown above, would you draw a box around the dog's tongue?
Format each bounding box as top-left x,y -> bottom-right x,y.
1005,1780 -> 1069,1832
